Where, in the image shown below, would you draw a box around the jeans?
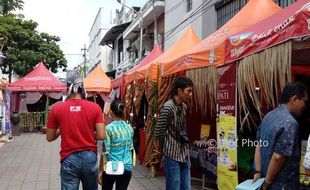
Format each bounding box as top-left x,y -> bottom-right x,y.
163,156 -> 191,190
61,151 -> 98,190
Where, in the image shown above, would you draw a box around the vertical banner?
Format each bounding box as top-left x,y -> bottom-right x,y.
216,62 -> 238,190
5,90 -> 11,134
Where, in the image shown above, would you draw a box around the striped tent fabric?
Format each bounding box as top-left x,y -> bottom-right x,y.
143,80 -> 161,176
133,80 -> 145,116
158,74 -> 177,110
124,83 -> 135,121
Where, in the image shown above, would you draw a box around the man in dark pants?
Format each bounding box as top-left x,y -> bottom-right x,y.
155,76 -> 193,190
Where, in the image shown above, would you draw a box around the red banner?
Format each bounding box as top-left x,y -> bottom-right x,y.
226,0 -> 310,63
216,62 -> 238,190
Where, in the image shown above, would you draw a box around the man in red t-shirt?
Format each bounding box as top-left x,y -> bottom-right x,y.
46,75 -> 105,190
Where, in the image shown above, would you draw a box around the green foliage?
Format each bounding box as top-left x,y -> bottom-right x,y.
0,14 -> 67,78
0,0 -> 24,16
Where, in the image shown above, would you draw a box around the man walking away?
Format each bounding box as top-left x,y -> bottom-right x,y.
46,75 -> 105,190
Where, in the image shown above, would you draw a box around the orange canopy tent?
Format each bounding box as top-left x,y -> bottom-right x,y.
125,44 -> 163,83
137,26 -> 201,81
83,65 -> 111,93
160,0 -> 281,77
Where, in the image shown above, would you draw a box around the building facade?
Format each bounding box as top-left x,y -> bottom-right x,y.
100,0 -> 164,77
88,7 -> 112,73
164,0 -> 218,51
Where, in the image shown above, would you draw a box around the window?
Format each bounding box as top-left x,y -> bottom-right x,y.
187,0 -> 193,12
275,0 -> 297,8
215,0 -> 248,29
117,37 -> 123,64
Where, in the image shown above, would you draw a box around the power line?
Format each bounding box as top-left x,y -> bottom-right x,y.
164,1 -> 216,42
165,1 -> 214,38
165,0 -> 186,15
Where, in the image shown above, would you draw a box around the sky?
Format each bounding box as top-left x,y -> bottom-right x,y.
16,0 -> 146,76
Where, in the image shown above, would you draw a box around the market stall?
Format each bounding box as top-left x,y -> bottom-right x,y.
7,62 -> 66,132
134,26 -> 201,176
224,0 -> 310,188
120,44 -> 163,164
156,0 -> 281,189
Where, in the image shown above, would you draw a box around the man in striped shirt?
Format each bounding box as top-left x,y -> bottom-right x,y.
155,76 -> 193,190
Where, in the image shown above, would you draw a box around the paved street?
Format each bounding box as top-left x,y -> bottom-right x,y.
0,133 -> 201,190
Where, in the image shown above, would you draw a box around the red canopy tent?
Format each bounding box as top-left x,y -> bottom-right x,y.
226,0 -> 310,62
8,62 -> 66,92
111,74 -> 125,89
111,74 -> 126,98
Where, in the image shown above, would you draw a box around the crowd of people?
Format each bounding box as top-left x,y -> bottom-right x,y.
44,74 -> 309,190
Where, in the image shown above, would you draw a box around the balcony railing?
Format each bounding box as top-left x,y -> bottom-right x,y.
140,0 -> 164,13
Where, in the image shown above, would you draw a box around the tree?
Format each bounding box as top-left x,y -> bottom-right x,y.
0,14 -> 67,82
0,0 -> 24,16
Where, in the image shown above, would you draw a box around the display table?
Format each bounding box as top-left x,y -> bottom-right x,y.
190,142 -> 217,189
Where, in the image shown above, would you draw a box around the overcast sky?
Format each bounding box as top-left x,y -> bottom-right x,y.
16,0 -> 146,73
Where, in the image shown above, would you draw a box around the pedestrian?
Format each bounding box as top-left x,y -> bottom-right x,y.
253,81 -> 308,190
98,99 -> 134,190
46,75 -> 105,190
155,76 -> 193,190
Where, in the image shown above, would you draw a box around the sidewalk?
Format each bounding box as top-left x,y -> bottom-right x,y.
0,133 -> 202,190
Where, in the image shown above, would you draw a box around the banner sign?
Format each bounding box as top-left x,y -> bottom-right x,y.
216,62 -> 238,190
5,90 -> 11,133
226,1 -> 310,62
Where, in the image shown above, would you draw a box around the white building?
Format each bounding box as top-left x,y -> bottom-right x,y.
88,7 -> 112,73
99,5 -> 137,76
164,0 -> 217,50
100,0 -> 164,77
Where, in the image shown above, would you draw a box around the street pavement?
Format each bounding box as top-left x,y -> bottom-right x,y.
0,133 -> 202,190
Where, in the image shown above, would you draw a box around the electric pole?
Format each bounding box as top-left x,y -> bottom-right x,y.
81,44 -> 87,78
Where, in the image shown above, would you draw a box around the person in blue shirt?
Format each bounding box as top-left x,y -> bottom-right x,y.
253,82 -> 308,190
98,100 -> 134,190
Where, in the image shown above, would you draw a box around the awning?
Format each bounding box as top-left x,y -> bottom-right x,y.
100,22 -> 132,46
225,0 -> 310,63
137,26 -> 201,81
160,0 -> 281,76
125,44 -> 163,83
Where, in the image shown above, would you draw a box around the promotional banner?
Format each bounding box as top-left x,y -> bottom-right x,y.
216,63 -> 238,190
226,0 -> 310,63
5,90 -> 11,134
